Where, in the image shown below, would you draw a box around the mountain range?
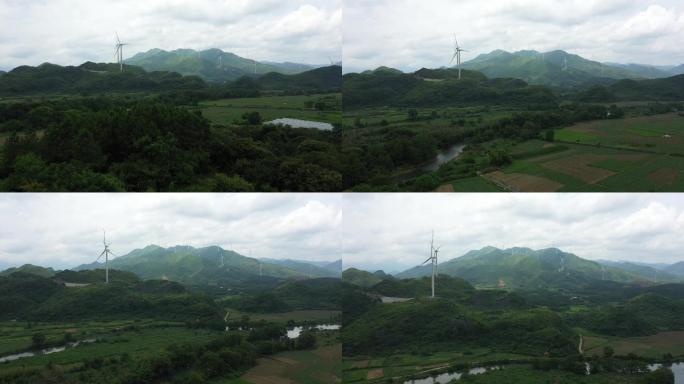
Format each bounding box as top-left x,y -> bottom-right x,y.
395,246 -> 683,289
124,48 -> 320,83
461,49 -> 684,87
72,244 -> 340,286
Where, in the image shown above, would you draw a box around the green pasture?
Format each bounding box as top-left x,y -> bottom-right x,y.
198,93 -> 341,125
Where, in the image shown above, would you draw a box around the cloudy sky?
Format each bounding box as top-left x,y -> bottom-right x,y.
343,194 -> 684,273
0,0 -> 341,71
344,0 -> 684,73
0,194 -> 342,270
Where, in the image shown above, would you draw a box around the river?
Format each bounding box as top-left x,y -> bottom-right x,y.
422,144 -> 466,172
403,366 -> 504,384
265,118 -> 334,130
0,339 -> 96,363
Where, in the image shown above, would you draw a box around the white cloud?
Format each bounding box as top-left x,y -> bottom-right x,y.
0,194 -> 342,269
0,0 -> 341,70
343,0 -> 684,73
342,194 -> 684,272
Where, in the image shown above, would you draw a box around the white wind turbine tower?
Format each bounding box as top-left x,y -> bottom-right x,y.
114,33 -> 128,73
450,35 -> 468,80
95,230 -> 116,283
421,231 -> 441,298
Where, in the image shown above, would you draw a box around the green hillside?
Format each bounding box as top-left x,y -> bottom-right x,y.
577,74 -> 684,102
596,260 -> 680,282
259,258 -> 341,278
342,267 -> 383,287
0,272 -> 220,322
0,62 -> 206,95
0,264 -> 56,278
462,50 -> 648,87
124,48 -> 315,82
256,65 -> 341,92
343,67 -> 556,109
74,245 -> 317,285
397,247 -> 673,288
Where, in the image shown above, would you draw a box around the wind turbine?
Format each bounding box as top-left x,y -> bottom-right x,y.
450,35 -> 467,80
422,231 -> 441,298
114,33 -> 128,73
95,230 -> 116,283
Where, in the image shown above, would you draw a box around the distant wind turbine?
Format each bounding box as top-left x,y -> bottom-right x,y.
450,34 -> 467,80
114,33 -> 128,73
95,230 -> 116,283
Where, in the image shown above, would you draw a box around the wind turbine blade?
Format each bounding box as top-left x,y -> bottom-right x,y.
107,250 -> 117,258
95,249 -> 106,262
450,52 -> 457,63
422,256 -> 433,265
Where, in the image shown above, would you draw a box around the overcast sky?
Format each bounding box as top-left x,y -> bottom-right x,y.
0,0 -> 341,71
343,194 -> 684,273
344,0 -> 684,73
0,194 -> 342,270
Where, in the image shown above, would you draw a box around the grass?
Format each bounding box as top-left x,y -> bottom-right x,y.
555,113 -> 684,154
343,349 -> 531,383
238,344 -> 341,384
0,320 -> 220,369
449,176 -> 503,192
198,93 -> 341,125
583,331 -> 684,359
457,364 -> 656,384
223,309 -> 341,324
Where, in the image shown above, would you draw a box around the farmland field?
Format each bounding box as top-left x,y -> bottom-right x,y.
482,140 -> 684,191
198,93 -> 341,126
583,331 -> 684,359
0,320 -> 221,369
234,343 -> 342,384
554,113 -> 684,154
223,309 -> 341,324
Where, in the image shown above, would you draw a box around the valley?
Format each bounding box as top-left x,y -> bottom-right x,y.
342,54 -> 684,192
0,59 -> 342,192
0,246 -> 342,384
342,247 -> 684,384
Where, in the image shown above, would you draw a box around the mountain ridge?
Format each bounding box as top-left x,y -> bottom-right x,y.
397,246 -> 683,288
124,48 -> 318,83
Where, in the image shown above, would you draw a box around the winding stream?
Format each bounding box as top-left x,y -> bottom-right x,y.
0,339 -> 96,363
286,324 -> 340,339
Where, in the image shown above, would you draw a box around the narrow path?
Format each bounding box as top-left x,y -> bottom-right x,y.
578,334 -> 584,354
224,310 -> 230,322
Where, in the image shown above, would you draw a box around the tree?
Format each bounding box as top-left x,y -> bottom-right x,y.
296,330 -> 316,350
407,109 -> 418,121
544,129 -> 555,142
32,333 -> 47,349
242,111 -> 262,125
603,346 -> 614,358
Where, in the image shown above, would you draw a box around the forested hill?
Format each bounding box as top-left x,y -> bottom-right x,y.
576,74 -> 684,102
397,246 -> 682,288
124,48 -> 316,82
0,62 -> 206,95
343,67 -> 556,109
74,245 -> 337,284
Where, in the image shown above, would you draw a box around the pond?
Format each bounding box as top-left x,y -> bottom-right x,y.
265,118 -> 334,130
403,366 -> 504,384
286,324 -> 340,339
0,339 -> 96,363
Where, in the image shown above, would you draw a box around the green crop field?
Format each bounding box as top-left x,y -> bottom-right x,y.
554,113 -> 684,154
583,331 -> 684,359
233,343 -> 341,384
198,93 -> 341,126
485,140 -> 684,192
